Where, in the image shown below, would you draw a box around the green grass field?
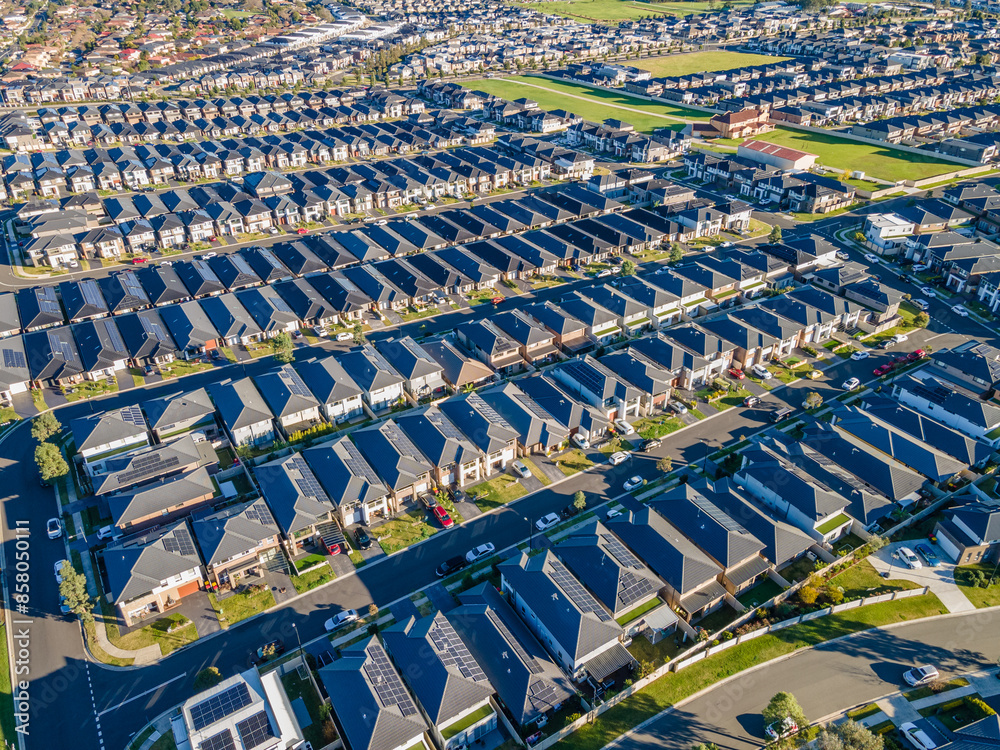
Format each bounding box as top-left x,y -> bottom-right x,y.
506,0 -> 754,20
634,50 -> 789,77
470,75 -> 710,130
747,127 -> 957,183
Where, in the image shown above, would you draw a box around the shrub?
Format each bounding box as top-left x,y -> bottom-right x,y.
967,697 -> 997,720
798,586 -> 819,605
566,712 -> 582,723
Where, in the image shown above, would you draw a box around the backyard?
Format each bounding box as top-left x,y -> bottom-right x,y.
826,559 -> 922,598
469,474 -> 529,511
281,671 -> 339,749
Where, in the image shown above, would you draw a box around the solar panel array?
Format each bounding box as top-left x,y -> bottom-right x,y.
601,534 -> 643,570
486,609 -> 541,674
341,440 -> 382,485
561,360 -> 604,397
190,683 -> 253,731
80,280 -> 105,309
382,421 -> 424,461
100,319 -> 127,353
47,332 -> 76,363
139,315 -> 170,342
527,679 -> 558,711
199,728 -> 236,750
467,393 -> 514,431
280,367 -> 313,398
428,410 -> 470,444
269,294 -> 294,315
230,254 -> 256,277
161,525 -> 197,557
244,502 -> 276,528
119,405 -> 144,426
112,451 -> 180,488
37,286 -> 61,315
121,272 -> 146,301
259,248 -> 283,270
288,456 -> 329,502
617,569 -> 657,608
2,348 -> 26,370
429,618 -> 488,683
548,558 -> 612,622
364,645 -> 418,717
235,711 -> 274,749
193,260 -> 221,283
514,393 -> 554,421
689,493 -> 745,534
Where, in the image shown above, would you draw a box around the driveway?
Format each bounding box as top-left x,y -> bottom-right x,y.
173,590 -> 222,638
869,540 -> 975,613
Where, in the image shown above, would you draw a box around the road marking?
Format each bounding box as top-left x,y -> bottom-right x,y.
86,663 -> 105,750
96,673 -> 188,717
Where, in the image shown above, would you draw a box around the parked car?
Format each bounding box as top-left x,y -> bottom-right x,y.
251,639 -> 285,665
512,460 -> 531,479
751,364 -> 772,380
353,526 -> 372,550
913,299 -> 930,311
605,508 -> 623,520
623,476 -> 643,491
47,518 -> 62,539
920,286 -> 938,298
571,433 -> 591,449
296,228 -> 309,234
913,264 -> 930,272
596,269 -> 613,278
436,556 -> 467,577
807,368 -> 822,380
614,419 -> 635,435
899,546 -> 922,569
59,596 -> 71,616
465,543 -> 496,563
54,559 -> 68,584
915,543 -> 939,567
432,506 -> 454,528
842,377 -> 861,390
335,332 -> 353,342
609,451 -> 630,465
770,407 -> 794,423
864,253 -> 880,263
893,333 -> 909,344
131,257 -> 148,264
419,492 -> 439,510
765,718 -> 799,741
743,395 -> 761,408
836,251 -> 850,261
641,438 -> 662,452
561,503 -> 582,519
535,513 -> 561,531
903,665 -> 940,687
951,304 -> 970,317
907,349 -> 927,361
900,723 -> 938,750
851,350 -> 870,361
97,525 -> 117,541
728,367 -> 745,380
324,610 -> 359,632
874,365 -> 893,377
668,400 -> 688,415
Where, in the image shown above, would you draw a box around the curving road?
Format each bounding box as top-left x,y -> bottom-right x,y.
611,610 -> 1000,750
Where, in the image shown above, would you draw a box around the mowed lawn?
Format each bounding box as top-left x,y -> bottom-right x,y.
634,50 -> 790,77
749,127 -> 956,182
470,76 -> 709,131
512,0 -> 754,19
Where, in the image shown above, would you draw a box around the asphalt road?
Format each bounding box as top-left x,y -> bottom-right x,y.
613,609 -> 1000,750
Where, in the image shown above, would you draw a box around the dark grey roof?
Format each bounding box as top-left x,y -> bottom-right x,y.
158,301 -> 220,351
95,434 -> 202,496
142,387 -> 215,432
373,336 -> 444,383
209,378 -> 273,431
476,382 -> 568,451
337,344 -> 405,394
948,494 -> 1000,545
255,454 -> 333,535
439,391 -> 519,456
199,293 -> 263,340
863,396 -> 992,467
192,498 -> 280,567
253,363 -> 320,420
302,437 -> 388,511
108,466 -> 214,527
395,406 -> 480,472
0,335 -> 29,392
294,355 -> 363,405
352,419 -> 432,492
71,408 -> 148,452
382,613 -> 495,727
105,521 -> 202,604
895,373 -> 1000,431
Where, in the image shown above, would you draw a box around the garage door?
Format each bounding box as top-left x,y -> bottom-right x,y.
937,534 -> 961,563
177,580 -> 201,598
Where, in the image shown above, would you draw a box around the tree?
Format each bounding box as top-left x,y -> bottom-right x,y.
352,322 -> 366,345
35,442 -> 68,482
620,259 -> 637,276
804,391 -> 824,409
31,411 -> 61,442
768,224 -> 783,244
367,602 -> 379,619
194,667 -> 223,692
269,332 -> 294,364
573,490 -> 587,510
669,242 -> 684,262
914,311 -> 930,328
853,231 -> 867,244
657,455 -> 673,474
59,563 -> 93,622
763,692 -> 807,729
817,720 -> 883,750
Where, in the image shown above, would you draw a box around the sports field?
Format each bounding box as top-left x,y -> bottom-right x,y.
470,75 -> 710,131
748,127 -> 957,183
634,50 -> 790,77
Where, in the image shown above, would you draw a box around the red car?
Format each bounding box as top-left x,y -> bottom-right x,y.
873,364 -> 892,376
326,542 -> 341,555
491,297 -> 504,305
728,368 -> 745,380
131,257 -> 148,264
908,349 -> 926,361
296,228 -> 308,234
893,355 -> 909,364
432,506 -> 454,528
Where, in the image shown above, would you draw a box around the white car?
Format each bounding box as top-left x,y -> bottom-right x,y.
751,363 -> 772,380
614,419 -> 635,436
951,304 -> 970,317
535,513 -> 561,531
899,546 -> 922,569
913,299 -> 930,311
903,665 -> 940,687
324,609 -> 359,632
47,518 -> 62,540
842,377 -> 860,390
913,264 -> 930,272
900,723 -> 938,750
623,476 -> 643,491
465,543 -> 496,563
335,332 -> 353,342
864,253 -> 880,264
920,286 -> 938,298
850,350 -> 870,361
669,401 -> 688,415
893,333 -> 909,344
765,717 -> 799,741
609,451 -> 630,466
596,269 -> 613,278
571,433 -> 591,450
605,508 -> 623,520
54,559 -> 68,584
512,460 -> 531,479
836,251 -> 850,261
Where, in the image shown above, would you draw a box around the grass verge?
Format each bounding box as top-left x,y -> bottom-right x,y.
470,474 -> 529,511
208,586 -> 276,628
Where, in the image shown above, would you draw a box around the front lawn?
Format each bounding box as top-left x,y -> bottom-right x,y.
954,563 -> 1000,608
208,586 -> 276,627
110,613 -> 198,656
292,564 -> 337,594
826,560 -> 921,598
904,677 -> 969,702
294,554 -> 327,572
372,510 -> 439,555
63,378 -> 118,402
159,360 -> 214,379
632,415 -> 684,440
470,474 -> 529,511
554,449 -> 595,477
560,594 -> 946,750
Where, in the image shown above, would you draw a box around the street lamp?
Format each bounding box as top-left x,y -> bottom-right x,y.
524,515 -> 534,551
883,550 -> 899,580
700,437 -> 713,475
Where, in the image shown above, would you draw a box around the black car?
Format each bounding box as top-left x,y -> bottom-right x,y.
436,556 -> 467,577
562,503 -> 582,519
251,639 -> 285,665
418,492 -> 438,510
641,438 -> 662,452
353,526 -> 372,550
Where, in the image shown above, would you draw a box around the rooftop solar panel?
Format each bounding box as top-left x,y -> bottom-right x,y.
2,348 -> 26,370
80,280 -> 106,309
189,683 -> 253,731
548,558 -> 612,622
235,711 -> 274,749
428,616 -> 488,683
199,728 -> 236,750
486,608 -> 542,674
363,645 -> 418,717
100,319 -> 127,353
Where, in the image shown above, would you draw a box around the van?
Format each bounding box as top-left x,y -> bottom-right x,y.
769,407 -> 794,423
97,525 -> 120,542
